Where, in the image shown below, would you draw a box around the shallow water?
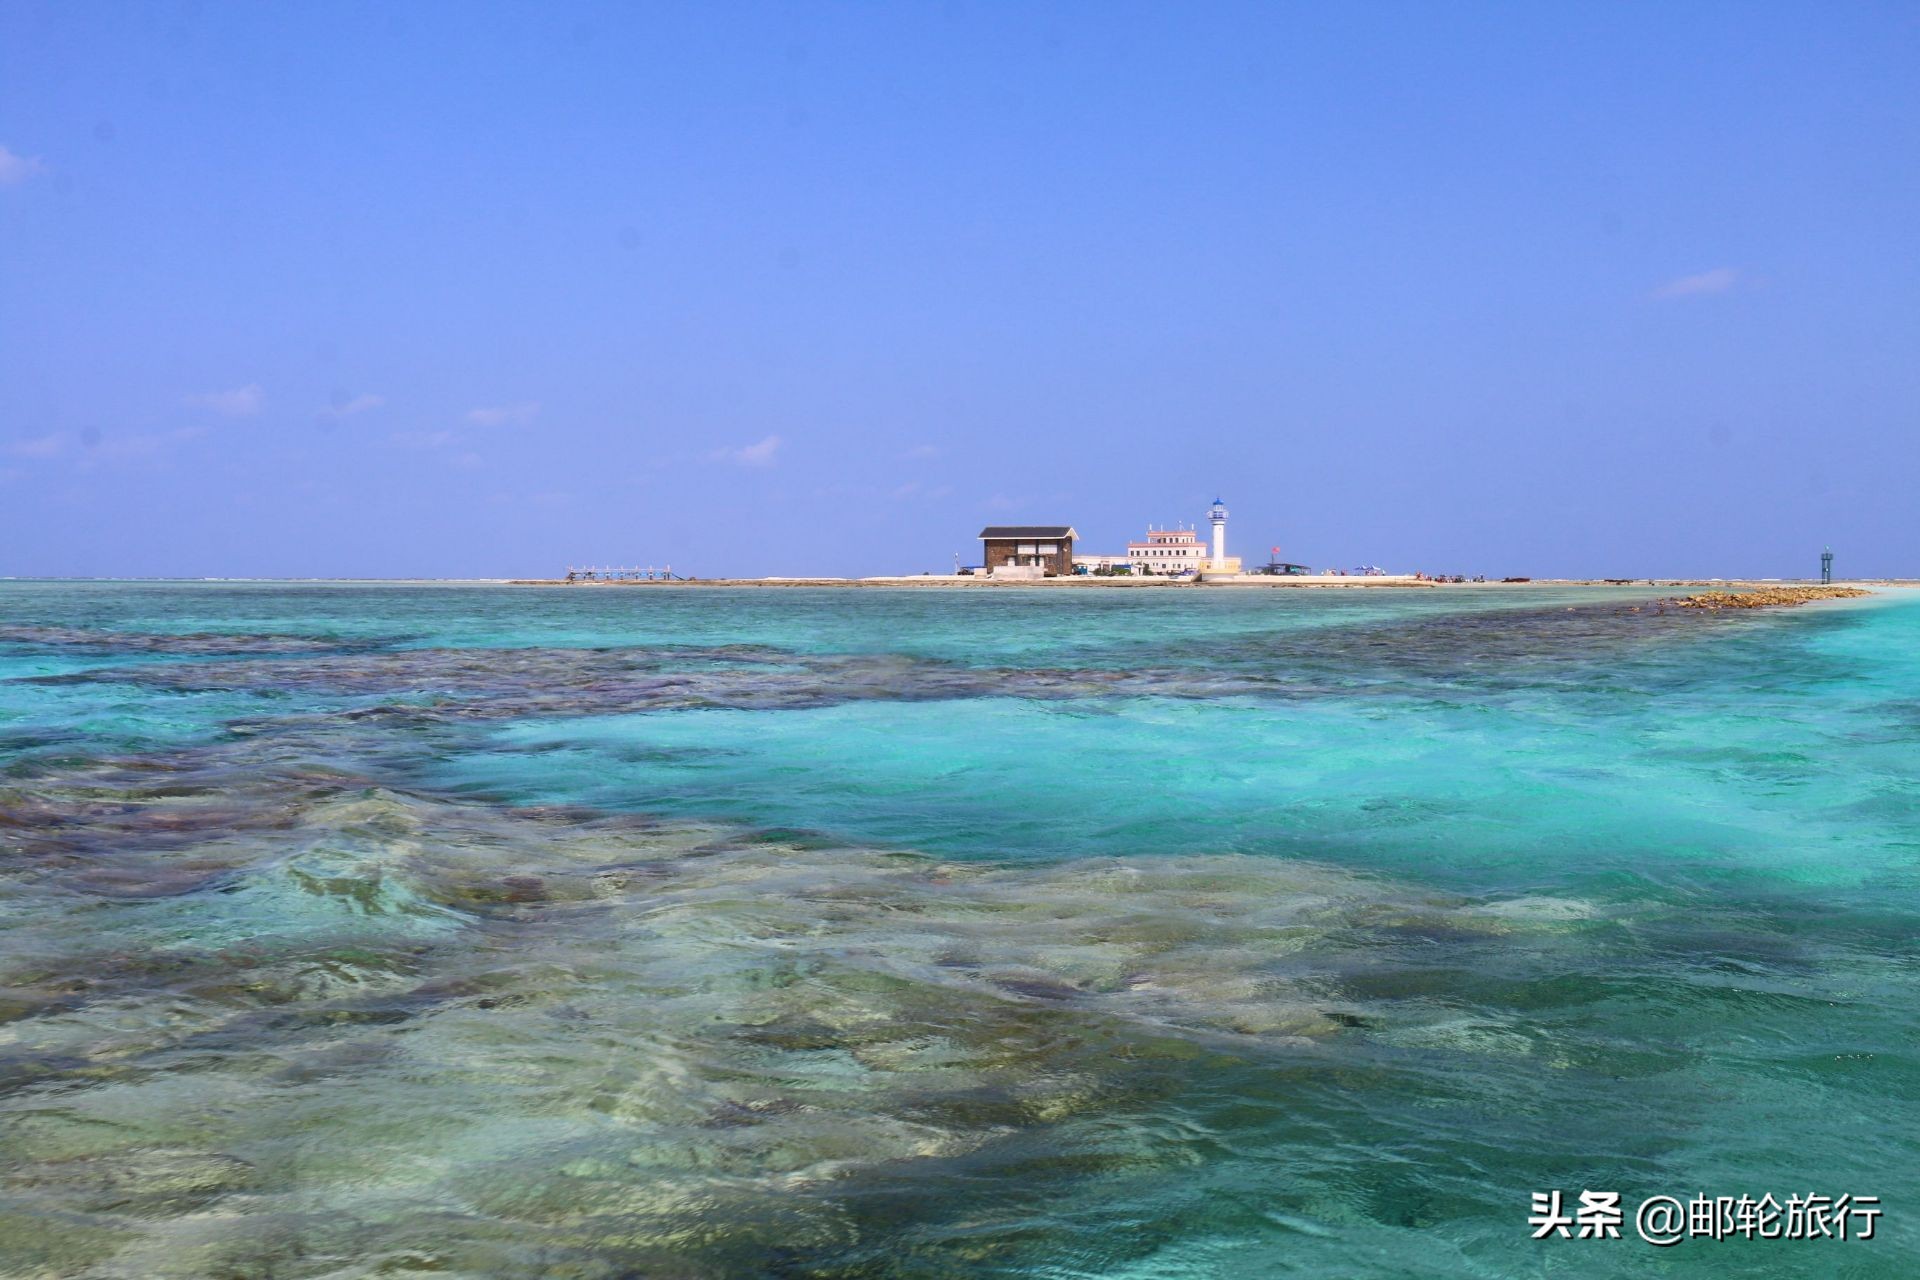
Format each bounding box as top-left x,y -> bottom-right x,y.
2,581 -> 1916,1278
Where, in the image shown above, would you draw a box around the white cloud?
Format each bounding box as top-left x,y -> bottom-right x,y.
184,384 -> 265,416
323,393 -> 385,419
900,443 -> 941,460
5,432 -> 66,459
467,401 -> 540,427
0,145 -> 45,186
1654,267 -> 1740,299
709,434 -> 782,467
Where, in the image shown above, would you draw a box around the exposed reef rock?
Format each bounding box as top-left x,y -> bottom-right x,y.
1675,586 -> 1872,610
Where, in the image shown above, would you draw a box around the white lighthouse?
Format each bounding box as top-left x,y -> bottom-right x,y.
1209,496 -> 1228,564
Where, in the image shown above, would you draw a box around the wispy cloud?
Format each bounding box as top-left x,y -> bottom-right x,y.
88,426 -> 207,462
184,383 -> 265,417
391,429 -> 455,450
0,144 -> 45,186
900,443 -> 941,461
5,432 -> 67,460
487,489 -> 574,508
467,401 -> 540,427
1654,267 -> 1740,299
390,430 -> 483,469
323,392 -> 385,419
7,427 -> 207,465
709,434 -> 783,467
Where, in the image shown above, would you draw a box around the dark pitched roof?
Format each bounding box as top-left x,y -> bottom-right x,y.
978,525 -> 1077,540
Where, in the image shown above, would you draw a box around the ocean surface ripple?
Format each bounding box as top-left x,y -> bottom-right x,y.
1,582 -> 1916,1278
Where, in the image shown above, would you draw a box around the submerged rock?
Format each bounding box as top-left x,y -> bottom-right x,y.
0,753 -> 1747,1277
2,1149 -> 259,1215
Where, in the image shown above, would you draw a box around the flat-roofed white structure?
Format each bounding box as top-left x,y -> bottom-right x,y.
1128,525 -> 1205,574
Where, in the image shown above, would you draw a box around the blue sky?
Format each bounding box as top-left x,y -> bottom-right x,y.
2,2 -> 1916,579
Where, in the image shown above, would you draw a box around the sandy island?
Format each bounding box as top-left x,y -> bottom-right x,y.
507,576 -> 1910,607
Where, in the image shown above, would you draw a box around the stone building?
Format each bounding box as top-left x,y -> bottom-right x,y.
978,526 -> 1077,577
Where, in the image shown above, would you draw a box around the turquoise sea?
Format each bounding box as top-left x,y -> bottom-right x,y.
2,581 -> 1916,1278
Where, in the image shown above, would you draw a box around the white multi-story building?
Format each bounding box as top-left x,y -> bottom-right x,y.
1123,501 -> 1242,576
1128,525 -> 1206,574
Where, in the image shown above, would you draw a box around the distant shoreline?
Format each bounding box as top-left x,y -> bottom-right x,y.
4,577 -> 1913,592
504,576 -> 1917,591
